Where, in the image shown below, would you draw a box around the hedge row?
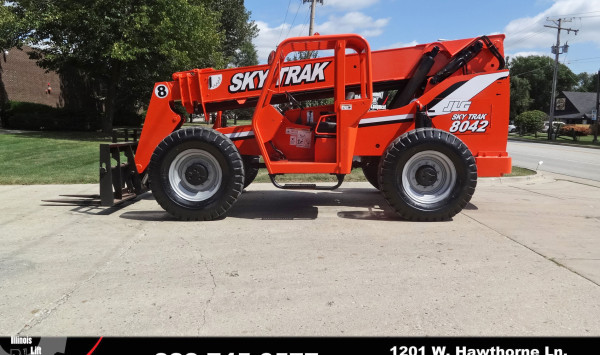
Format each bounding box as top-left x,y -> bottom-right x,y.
1,101 -> 142,131
558,124 -> 592,137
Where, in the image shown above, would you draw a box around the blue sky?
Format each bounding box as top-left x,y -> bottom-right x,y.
246,0 -> 600,74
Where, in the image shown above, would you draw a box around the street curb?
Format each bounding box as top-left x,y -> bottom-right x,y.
508,136 -> 600,150
478,170 -> 549,185
537,171 -> 600,188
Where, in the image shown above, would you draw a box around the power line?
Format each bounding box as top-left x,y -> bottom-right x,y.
508,18 -> 546,37
547,10 -> 600,17
286,1 -> 302,39
509,12 -> 599,48
568,56 -> 600,63
278,0 -> 292,44
509,27 -> 553,47
298,5 -> 311,37
511,62 -> 553,77
511,66 -> 549,77
507,11 -> 600,38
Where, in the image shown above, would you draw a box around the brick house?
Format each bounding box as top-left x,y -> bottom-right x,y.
2,46 -> 62,107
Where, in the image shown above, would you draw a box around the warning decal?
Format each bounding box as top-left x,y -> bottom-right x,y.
286,128 -> 312,149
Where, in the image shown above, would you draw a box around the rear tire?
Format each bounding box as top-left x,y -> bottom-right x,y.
149,127 -> 244,220
242,155 -> 260,188
361,156 -> 380,189
379,128 -> 477,221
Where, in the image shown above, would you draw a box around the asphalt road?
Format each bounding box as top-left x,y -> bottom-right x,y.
507,140 -> 600,181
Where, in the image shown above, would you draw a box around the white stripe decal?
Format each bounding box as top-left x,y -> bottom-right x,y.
428,71 -> 508,116
225,131 -> 254,139
359,114 -> 414,126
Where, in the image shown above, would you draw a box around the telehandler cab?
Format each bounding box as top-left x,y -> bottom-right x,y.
98,33 -> 511,221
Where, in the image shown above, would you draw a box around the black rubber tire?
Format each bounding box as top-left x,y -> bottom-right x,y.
361,156 -> 381,189
149,127 -> 244,221
242,155 -> 260,188
379,128 -> 477,221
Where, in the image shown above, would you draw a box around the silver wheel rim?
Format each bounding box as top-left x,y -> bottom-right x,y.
401,150 -> 456,204
168,149 -> 222,202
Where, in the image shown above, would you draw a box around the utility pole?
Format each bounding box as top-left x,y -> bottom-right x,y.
544,18 -> 578,140
303,0 -> 323,36
594,68 -> 599,143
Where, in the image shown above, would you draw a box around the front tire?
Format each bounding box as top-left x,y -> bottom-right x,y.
361,156 -> 380,189
379,128 -> 477,221
149,127 -> 244,220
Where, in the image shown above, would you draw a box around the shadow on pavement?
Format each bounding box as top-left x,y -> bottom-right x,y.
464,202 -> 479,210
337,210 -> 398,221
41,192 -> 154,215
118,188 -> 403,222
119,210 -> 178,221
41,201 -> 133,216
42,187 -> 479,222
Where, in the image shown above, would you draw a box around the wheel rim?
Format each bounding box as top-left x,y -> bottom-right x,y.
168,149 -> 222,202
400,150 -> 456,204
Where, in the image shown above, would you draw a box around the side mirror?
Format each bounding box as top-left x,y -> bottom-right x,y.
268,50 -> 275,65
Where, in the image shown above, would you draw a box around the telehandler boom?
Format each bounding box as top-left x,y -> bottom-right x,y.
99,33 -> 511,221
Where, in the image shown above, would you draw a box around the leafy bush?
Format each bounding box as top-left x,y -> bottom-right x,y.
4,101 -> 100,131
515,110 -> 546,135
559,124 -> 592,136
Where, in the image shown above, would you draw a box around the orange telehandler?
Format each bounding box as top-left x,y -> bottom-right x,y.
97,33 -> 511,221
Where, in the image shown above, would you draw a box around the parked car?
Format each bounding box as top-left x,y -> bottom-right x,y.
508,124 -> 517,133
541,121 -> 565,132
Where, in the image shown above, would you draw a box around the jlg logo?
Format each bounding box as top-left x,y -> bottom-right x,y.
228,61 -> 331,93
442,100 -> 471,113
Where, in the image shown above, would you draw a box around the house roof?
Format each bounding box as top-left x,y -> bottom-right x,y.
556,112 -> 590,119
562,91 -> 597,115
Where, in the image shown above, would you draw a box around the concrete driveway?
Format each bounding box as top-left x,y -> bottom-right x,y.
1,173 -> 599,336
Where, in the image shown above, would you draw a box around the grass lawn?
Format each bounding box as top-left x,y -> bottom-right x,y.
0,130 -> 533,185
253,169 -> 368,183
0,131 -> 112,184
504,166 -> 536,177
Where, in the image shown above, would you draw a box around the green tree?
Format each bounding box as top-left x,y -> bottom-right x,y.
515,110 -> 546,135
0,4 -> 30,124
15,0 -> 225,132
204,0 -> 258,65
575,72 -> 599,92
508,55 -> 577,113
509,76 -> 533,119
231,40 -> 259,68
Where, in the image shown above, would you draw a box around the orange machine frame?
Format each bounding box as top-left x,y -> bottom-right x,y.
135,33 -> 511,177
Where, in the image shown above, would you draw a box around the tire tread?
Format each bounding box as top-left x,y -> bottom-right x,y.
149,127 -> 244,221
379,128 -> 477,221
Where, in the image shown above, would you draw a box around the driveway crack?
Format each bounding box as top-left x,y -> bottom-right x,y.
507,185 -> 565,200
200,254 -> 217,334
555,178 -> 600,189
178,236 -> 216,335
461,212 -> 600,288
16,229 -> 146,334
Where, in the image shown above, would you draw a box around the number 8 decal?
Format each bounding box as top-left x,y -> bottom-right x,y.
155,84 -> 169,99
